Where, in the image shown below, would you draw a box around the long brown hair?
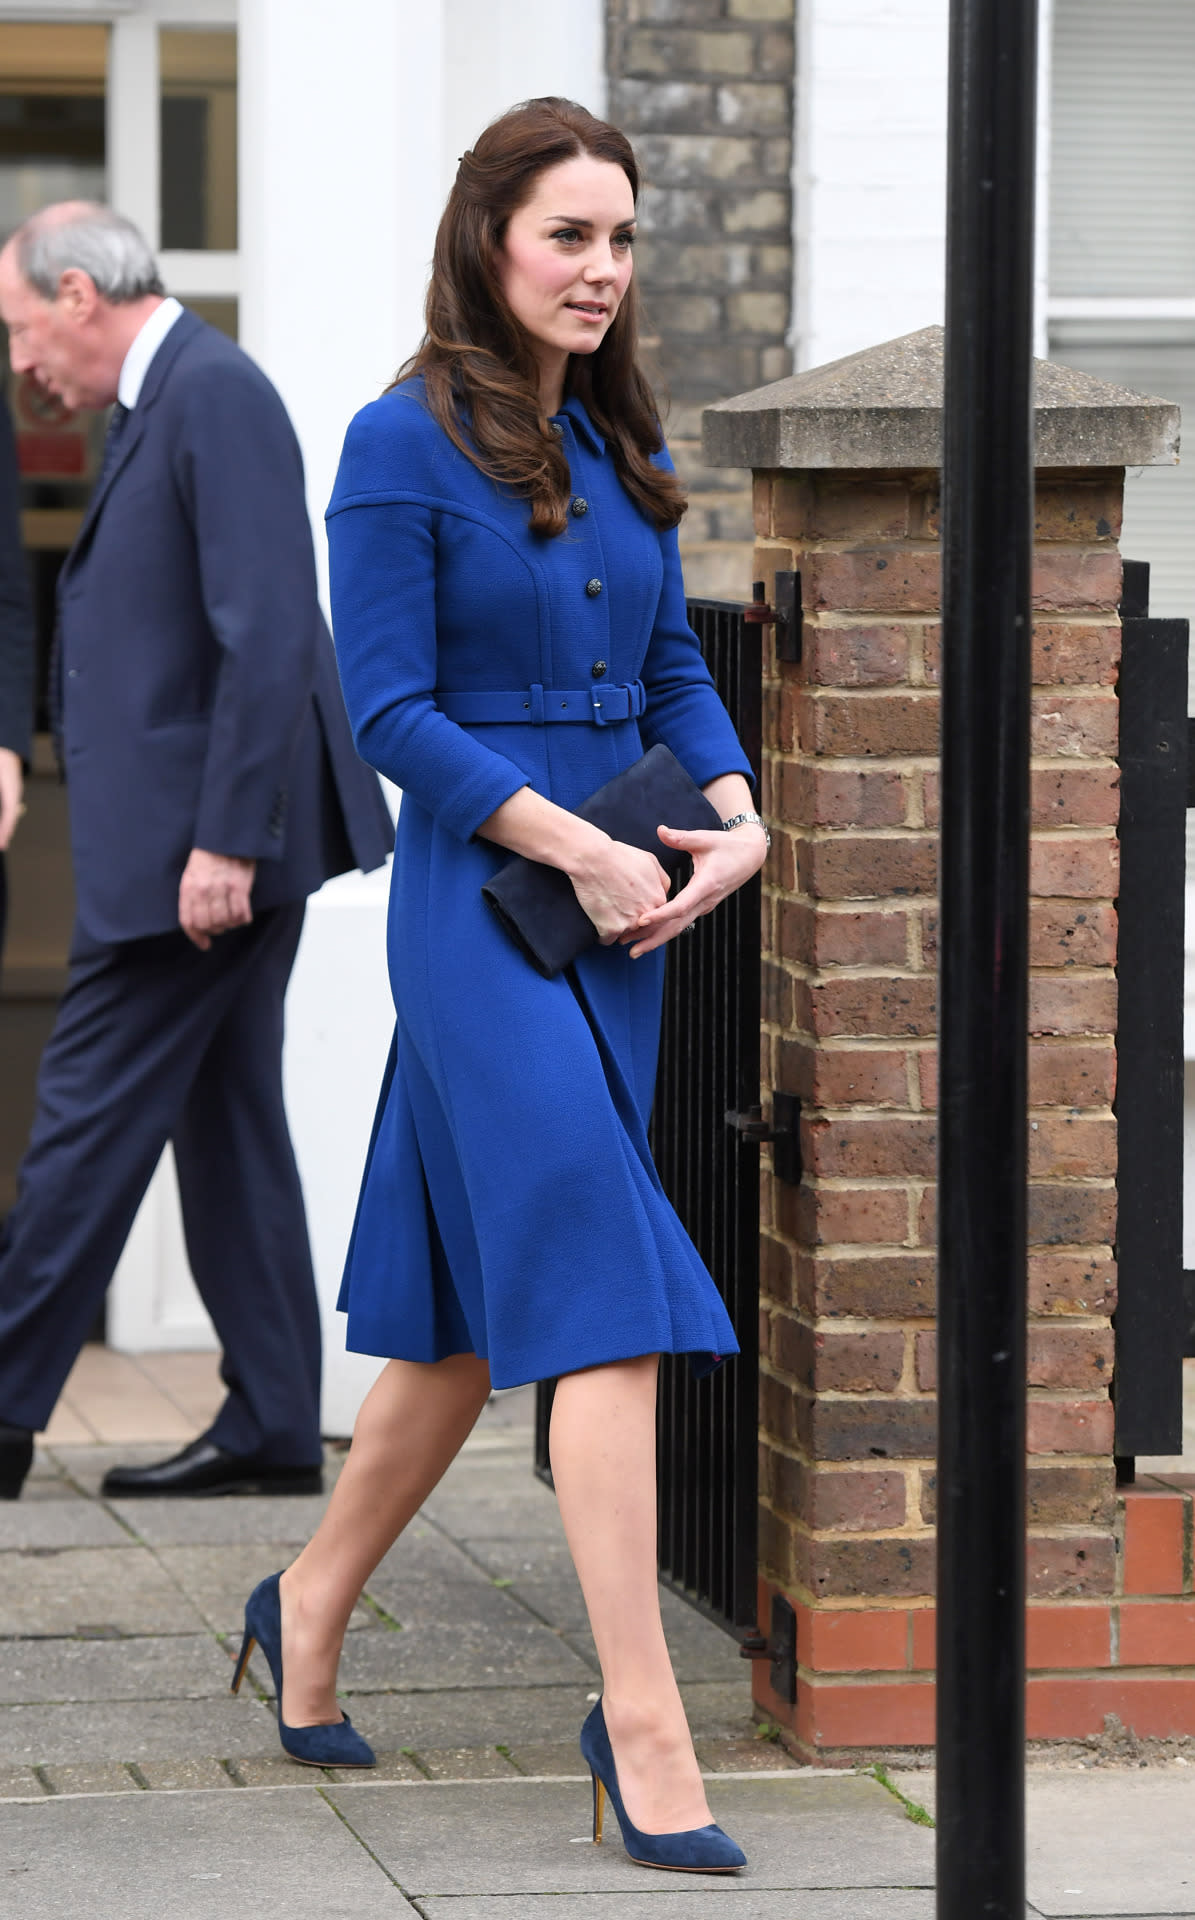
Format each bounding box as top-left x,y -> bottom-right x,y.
396,97 -> 684,537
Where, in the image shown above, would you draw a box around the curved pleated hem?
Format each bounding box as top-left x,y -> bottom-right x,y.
337,1014 -> 740,1394
340,1318 -> 739,1392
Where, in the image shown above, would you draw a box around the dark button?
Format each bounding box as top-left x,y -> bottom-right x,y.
571,497 -> 589,516
585,578 -> 602,597
591,660 -> 607,679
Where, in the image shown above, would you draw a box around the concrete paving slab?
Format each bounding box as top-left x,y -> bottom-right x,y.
413,1745 -> 522,1780
153,1544 -> 376,1635
694,1736 -> 807,1773
336,1683 -> 601,1754
363,1566 -> 556,1636
502,1741 -> 587,1776
40,1403 -> 98,1445
0,1547 -> 207,1637
326,1773 -> 935,1897
40,1761 -> 140,1794
338,1614 -> 594,1692
885,1768 -> 935,1814
373,1515 -> 502,1589
678,1678 -> 760,1738
335,1677 -> 753,1758
109,1492 -> 333,1548
416,1897 -> 936,1920
231,1755 -> 318,1787
0,1633 -> 231,1704
0,1767 -> 44,1799
564,1605 -> 747,1687
421,1473 -> 569,1543
43,1445 -> 163,1495
0,1500 -> 131,1550
326,1750 -> 425,1783
474,1385 -> 536,1431
136,1756 -> 236,1790
459,1535 -> 589,1628
0,1784 -> 413,1919
0,1694 -> 281,1767
1025,1771 -> 1195,1917
24,1447 -> 68,1482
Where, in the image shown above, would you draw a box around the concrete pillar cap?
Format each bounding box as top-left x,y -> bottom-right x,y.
702,324 -> 1180,472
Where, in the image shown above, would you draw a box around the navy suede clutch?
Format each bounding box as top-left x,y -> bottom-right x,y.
482,744 -> 722,978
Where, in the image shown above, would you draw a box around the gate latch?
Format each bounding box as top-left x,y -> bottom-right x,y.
745,574 -> 802,663
726,1092 -> 801,1186
739,1593 -> 797,1705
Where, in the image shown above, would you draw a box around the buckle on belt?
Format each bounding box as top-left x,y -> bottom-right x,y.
589,679 -> 645,728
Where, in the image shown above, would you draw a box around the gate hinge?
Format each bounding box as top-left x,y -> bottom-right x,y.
726,1092 -> 801,1186
739,1594 -> 797,1705
745,574 -> 802,663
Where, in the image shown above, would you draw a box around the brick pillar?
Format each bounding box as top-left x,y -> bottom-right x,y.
704,326 -> 1182,1761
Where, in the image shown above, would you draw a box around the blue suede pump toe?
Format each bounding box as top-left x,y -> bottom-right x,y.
579,1699 -> 746,1873
231,1571 -> 375,1769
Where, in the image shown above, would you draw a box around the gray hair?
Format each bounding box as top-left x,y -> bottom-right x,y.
14,203 -> 165,304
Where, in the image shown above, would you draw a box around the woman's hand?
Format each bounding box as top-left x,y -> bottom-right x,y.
621,819 -> 767,958
569,832 -> 671,943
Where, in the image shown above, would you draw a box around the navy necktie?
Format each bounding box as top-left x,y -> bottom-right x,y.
96,400 -> 130,491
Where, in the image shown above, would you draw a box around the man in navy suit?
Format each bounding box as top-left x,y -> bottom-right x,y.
0,203 -> 393,1499
0,389 -> 35,959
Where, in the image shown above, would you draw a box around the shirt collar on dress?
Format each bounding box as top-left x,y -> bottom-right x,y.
556,393 -> 606,458
117,296 -> 185,410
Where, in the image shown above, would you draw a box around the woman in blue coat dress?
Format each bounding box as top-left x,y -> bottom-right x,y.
235,99 -> 767,1873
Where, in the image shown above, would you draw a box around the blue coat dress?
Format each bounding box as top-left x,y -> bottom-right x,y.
326,380 -> 754,1388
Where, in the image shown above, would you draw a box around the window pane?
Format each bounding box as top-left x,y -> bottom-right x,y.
1051,0 -> 1195,297
184,297 -> 238,341
0,23 -> 105,234
160,28 -> 237,251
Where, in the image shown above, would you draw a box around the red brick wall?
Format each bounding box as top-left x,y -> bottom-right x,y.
751,464 -> 1131,1759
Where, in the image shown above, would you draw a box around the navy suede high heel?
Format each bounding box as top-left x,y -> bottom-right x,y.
231,1571 -> 375,1769
579,1699 -> 746,1874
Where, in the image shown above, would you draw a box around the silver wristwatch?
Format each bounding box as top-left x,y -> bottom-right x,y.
722,810 -> 770,850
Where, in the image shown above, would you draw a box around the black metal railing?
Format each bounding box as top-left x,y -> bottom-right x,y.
535,598 -> 763,1636
1115,558 -> 1189,1459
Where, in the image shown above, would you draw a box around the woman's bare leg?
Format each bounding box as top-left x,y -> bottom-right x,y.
549,1354 -> 712,1835
277,1350 -> 491,1726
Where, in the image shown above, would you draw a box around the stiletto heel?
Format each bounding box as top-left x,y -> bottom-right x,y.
592,1772 -> 606,1844
232,1571 -> 375,1769
230,1627 -> 255,1696
580,1699 -> 746,1874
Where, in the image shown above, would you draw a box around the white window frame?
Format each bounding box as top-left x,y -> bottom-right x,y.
106,3 -> 238,303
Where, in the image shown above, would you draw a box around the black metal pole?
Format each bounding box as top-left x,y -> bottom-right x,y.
936,3 -> 1037,1916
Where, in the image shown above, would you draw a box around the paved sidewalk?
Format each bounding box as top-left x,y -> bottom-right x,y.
1,1353 -> 1193,1915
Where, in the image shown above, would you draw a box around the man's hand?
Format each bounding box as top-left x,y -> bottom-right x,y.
0,747 -> 23,853
178,848 -> 256,950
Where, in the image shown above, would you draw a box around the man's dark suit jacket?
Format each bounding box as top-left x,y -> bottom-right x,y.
56,307 -> 392,945
0,393 -> 33,767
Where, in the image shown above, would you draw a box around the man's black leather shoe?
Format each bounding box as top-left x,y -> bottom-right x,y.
0,1423 -> 34,1500
100,1438 -> 324,1499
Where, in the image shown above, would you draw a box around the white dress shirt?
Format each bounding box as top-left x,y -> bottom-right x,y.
117,296 -> 184,410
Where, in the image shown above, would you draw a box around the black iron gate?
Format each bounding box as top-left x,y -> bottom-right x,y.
534,597 -> 763,1635
1114,558 -> 1189,1462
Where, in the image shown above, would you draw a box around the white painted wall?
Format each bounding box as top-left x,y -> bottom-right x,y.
794,0 -> 950,372
793,0 -> 1054,371
443,0 -> 606,202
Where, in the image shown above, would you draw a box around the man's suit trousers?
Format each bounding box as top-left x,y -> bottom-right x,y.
0,903 -> 322,1463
